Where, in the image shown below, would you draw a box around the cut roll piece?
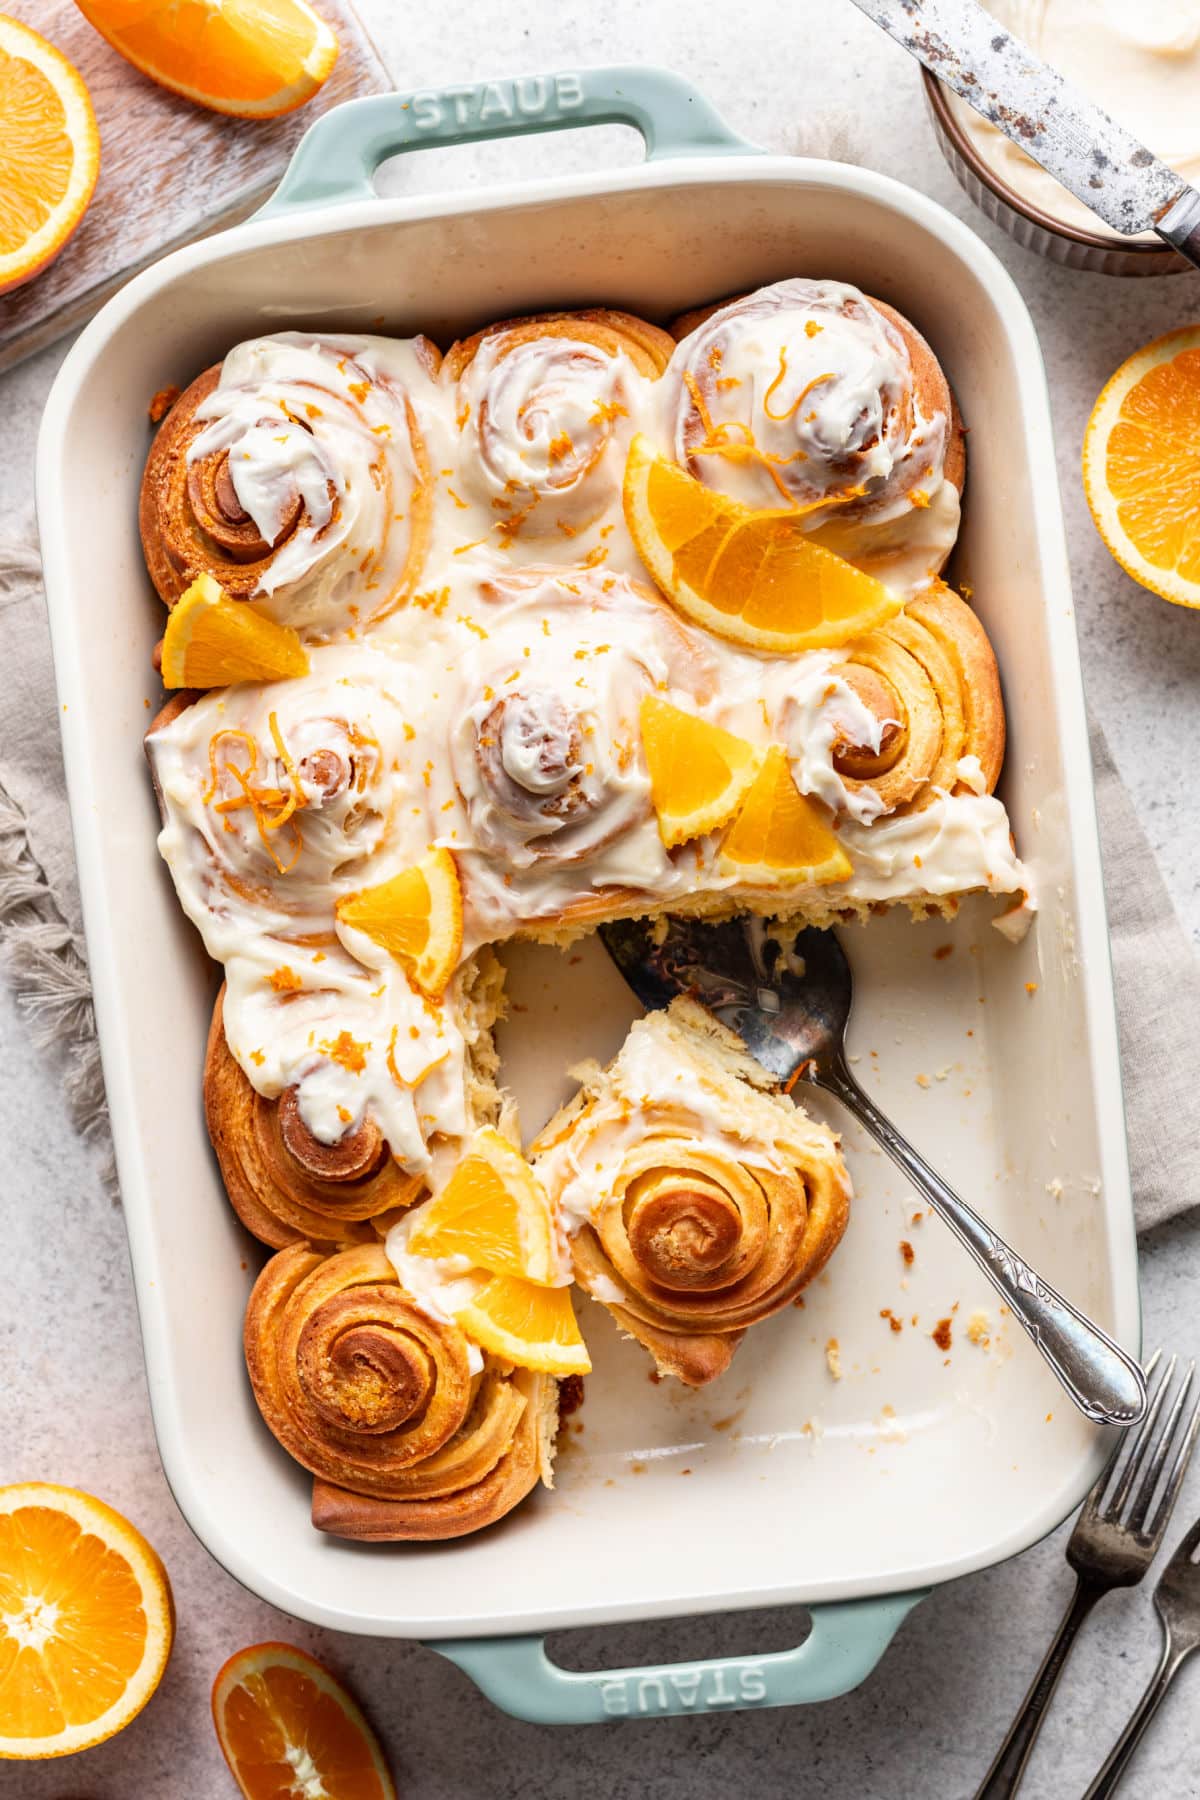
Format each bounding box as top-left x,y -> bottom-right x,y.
245,1242 -> 559,1541
532,998 -> 851,1385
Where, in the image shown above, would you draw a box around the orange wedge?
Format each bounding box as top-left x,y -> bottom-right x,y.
720,746 -> 852,886
409,1129 -> 561,1285
454,1273 -> 591,1376
75,0 -> 339,119
640,694 -> 761,847
624,435 -> 902,653
160,573 -> 311,688
213,1642 -> 395,1800
0,18 -> 99,295
337,847 -> 463,1001
0,1483 -> 174,1760
1083,326 -> 1200,609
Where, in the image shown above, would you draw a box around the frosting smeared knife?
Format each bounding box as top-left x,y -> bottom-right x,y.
847,0 -> 1200,269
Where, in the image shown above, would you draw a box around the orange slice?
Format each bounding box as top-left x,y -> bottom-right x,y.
624,435 -> 902,653
213,1642 -> 395,1800
640,694 -> 761,847
0,1483 -> 174,1760
1083,326 -> 1200,609
0,18 -> 99,295
337,847 -> 463,1000
409,1129 -> 561,1285
719,745 -> 852,886
160,573 -> 311,688
455,1274 -> 592,1376
75,0 -> 339,119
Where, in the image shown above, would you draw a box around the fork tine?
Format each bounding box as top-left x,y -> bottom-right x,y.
1127,1361 -> 1195,1534
1143,1372 -> 1200,1542
1107,1352 -> 1176,1516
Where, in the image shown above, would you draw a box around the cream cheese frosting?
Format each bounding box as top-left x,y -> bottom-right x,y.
947,0 -> 1200,240
148,298 -> 1026,1184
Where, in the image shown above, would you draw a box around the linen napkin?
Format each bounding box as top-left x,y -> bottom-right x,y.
0,528 -> 1196,1229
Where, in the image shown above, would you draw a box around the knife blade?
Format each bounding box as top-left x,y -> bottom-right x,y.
848,0 -> 1200,268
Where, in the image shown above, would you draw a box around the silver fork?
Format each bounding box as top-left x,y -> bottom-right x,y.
1082,1512 -> 1200,1797
976,1351 -> 1200,1799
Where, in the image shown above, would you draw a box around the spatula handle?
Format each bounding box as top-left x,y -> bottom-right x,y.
824,1058 -> 1146,1429
1156,188 -> 1200,272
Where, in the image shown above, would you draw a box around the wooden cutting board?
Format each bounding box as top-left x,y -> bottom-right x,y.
0,1 -> 392,373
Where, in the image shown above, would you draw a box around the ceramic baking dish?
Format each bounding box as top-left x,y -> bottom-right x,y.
37,66 -> 1140,1724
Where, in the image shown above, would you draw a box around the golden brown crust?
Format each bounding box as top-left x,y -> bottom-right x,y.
443,308 -> 675,382
245,1242 -> 553,1540
834,582 -> 1005,816
205,989 -> 423,1249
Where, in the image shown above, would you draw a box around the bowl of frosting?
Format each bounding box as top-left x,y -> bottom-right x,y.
923,0 -> 1198,276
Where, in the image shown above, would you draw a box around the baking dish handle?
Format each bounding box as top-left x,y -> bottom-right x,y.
257,66 -> 757,217
427,1591 -> 926,1724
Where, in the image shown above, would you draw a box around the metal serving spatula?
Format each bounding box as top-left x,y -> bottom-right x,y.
848,0 -> 1200,269
600,915 -> 1147,1428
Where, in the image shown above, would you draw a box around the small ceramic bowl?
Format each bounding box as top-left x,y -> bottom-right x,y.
922,71 -> 1189,278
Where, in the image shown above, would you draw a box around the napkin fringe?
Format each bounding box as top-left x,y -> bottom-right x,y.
0,782 -> 115,1189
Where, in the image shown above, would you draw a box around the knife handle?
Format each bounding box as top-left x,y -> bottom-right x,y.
1156,188 -> 1200,272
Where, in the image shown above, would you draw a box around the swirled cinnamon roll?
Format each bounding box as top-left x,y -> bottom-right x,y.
245,1242 -> 558,1540
532,1000 -> 851,1386
140,333 -> 438,637
146,649 -> 504,1183
443,311 -> 672,567
824,584 -> 1005,818
446,567 -> 719,934
663,280 -> 965,595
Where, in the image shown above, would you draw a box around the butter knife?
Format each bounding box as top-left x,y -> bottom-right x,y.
848,0 -> 1200,269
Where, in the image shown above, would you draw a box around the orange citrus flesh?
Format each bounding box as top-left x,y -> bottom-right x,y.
336,847 -> 463,1000
1083,326 -> 1200,609
455,1274 -> 592,1376
0,1484 -> 174,1761
0,18 -> 100,295
719,745 -> 852,886
160,573 -> 311,688
640,694 -> 761,848
213,1642 -> 395,1800
75,0 -> 339,119
409,1129 -> 561,1285
624,435 -> 902,653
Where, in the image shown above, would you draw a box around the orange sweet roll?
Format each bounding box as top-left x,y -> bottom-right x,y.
140,332 -> 440,638
145,649 -> 503,1236
532,999 -> 851,1387
664,279 -> 966,596
441,310 -> 674,571
245,1242 -> 559,1541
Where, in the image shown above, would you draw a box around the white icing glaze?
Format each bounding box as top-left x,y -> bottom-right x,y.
187,333 -> 437,636
947,0 -> 1200,242
660,279 -> 958,597
151,293 -> 1027,1180
383,1211 -> 485,1371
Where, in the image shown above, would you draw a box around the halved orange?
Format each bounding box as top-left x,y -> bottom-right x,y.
1083,326 -> 1200,609
0,18 -> 99,295
409,1129 -> 561,1285
0,1483 -> 174,1760
455,1273 -> 592,1376
160,573 -> 311,687
640,694 -> 761,847
337,847 -> 463,1000
75,0 -> 339,119
720,745 -> 852,885
624,435 -> 902,653
212,1642 -> 395,1800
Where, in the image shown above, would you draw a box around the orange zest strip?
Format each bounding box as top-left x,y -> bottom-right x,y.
386,1024 -> 450,1090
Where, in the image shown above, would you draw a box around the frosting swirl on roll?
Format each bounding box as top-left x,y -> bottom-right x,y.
141,333 -> 438,637
664,279 -> 963,594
